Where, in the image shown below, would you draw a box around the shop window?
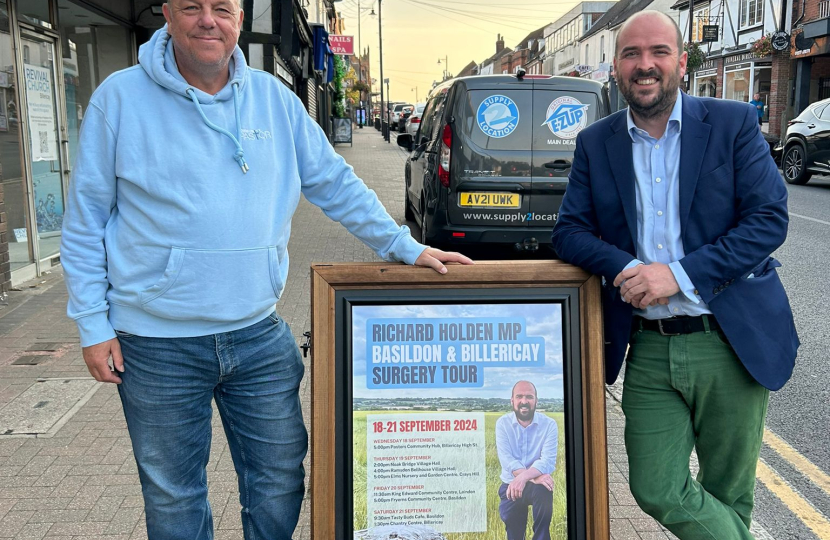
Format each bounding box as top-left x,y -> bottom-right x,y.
739,0 -> 763,28
695,75 -> 717,97
725,68 -> 751,103
753,66 -> 771,121
0,0 -> 33,271
17,0 -> 52,28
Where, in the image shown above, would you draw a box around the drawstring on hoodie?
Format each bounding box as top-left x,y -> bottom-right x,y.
185,83 -> 249,174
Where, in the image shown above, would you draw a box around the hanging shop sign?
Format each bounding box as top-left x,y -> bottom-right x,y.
772,31 -> 791,52
791,29 -> 830,58
702,25 -> 719,42
330,35 -> 355,56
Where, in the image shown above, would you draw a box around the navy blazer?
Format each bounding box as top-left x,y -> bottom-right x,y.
552,93 -> 798,391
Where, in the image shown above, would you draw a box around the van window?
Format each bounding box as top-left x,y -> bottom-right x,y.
417,99 -> 437,143
420,90 -> 449,144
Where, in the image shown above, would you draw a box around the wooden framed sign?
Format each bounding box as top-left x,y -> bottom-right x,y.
310,260 -> 608,540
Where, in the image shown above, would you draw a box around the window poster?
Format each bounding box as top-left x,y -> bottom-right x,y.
24,64 -> 58,162
351,302 -> 567,540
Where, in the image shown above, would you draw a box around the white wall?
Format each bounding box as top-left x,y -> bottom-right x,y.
677,0 -> 782,52
555,43 -> 579,74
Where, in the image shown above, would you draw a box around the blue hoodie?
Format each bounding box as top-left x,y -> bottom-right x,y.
61,26 -> 425,347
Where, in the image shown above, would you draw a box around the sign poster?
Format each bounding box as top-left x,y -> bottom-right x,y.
352,302 -> 567,539
702,25 -> 719,43
330,35 -> 355,56
23,64 -> 58,162
333,118 -> 353,145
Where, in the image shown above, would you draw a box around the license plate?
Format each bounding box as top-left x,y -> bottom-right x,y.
458,192 -> 520,208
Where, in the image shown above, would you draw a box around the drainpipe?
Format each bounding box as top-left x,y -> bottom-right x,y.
794,0 -> 805,27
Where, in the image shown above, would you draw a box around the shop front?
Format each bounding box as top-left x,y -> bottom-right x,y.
723,52 -> 771,122
0,0 -> 331,290
692,59 -> 718,97
790,26 -> 830,116
0,0 -> 133,287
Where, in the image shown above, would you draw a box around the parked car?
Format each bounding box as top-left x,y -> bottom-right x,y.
398,106 -> 414,132
779,97 -> 830,185
390,103 -> 414,129
404,102 -> 427,136
396,74 -> 610,251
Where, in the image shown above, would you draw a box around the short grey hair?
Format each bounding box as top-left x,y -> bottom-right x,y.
615,10 -> 684,58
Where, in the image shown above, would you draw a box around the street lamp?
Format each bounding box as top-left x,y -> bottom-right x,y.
687,0 -> 695,92
355,1 -> 375,127
437,56 -> 449,80
373,0 -> 389,142
354,0 -> 363,127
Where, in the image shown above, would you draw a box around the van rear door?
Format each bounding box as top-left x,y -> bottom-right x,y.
447,88 -> 533,228
530,88 -> 601,224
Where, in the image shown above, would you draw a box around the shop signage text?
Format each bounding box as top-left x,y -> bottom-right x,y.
791,30 -> 830,58
772,31 -> 790,52
702,25 -> 719,42
329,35 -> 354,56
725,52 -> 760,66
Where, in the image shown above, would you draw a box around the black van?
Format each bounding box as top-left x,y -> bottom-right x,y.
397,73 -> 610,251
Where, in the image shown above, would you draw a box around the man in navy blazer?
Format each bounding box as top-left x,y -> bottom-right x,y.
552,11 -> 798,540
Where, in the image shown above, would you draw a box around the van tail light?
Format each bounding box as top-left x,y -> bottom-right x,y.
438,124 -> 452,187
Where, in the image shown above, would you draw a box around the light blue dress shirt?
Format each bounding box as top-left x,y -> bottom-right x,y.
495,411 -> 558,484
625,91 -> 712,319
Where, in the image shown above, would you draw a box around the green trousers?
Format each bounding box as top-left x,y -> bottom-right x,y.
622,321 -> 769,540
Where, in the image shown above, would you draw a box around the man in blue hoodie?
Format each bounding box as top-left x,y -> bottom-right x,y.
60,1 -> 471,538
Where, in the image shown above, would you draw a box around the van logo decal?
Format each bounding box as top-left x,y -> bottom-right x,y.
542,97 -> 589,139
476,95 -> 520,138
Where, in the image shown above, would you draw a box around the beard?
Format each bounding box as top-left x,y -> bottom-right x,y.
619,67 -> 681,120
514,402 -> 535,422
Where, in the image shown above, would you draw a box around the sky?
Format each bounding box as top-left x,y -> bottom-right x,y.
335,0 -> 582,105
351,303 -> 564,400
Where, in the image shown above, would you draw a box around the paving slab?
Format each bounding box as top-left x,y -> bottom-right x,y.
0,380 -> 99,436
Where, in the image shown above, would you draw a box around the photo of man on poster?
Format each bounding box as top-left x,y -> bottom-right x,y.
351,304 -> 568,539
496,381 -> 559,540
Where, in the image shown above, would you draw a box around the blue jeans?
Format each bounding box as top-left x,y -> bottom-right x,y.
116,313 -> 307,540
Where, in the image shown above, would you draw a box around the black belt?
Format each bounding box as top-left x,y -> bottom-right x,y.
635,314 -> 720,336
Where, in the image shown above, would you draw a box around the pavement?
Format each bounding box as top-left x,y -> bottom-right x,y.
0,126 -> 770,539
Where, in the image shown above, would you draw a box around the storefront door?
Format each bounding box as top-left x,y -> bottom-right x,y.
20,29 -> 68,267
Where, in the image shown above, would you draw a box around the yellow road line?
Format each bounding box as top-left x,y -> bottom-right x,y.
764,429 -> 830,498
756,459 -> 830,539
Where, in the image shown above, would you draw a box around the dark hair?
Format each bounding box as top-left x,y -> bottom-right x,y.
615,11 -> 684,59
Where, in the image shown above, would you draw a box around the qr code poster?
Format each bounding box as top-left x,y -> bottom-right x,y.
24,64 -> 58,162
